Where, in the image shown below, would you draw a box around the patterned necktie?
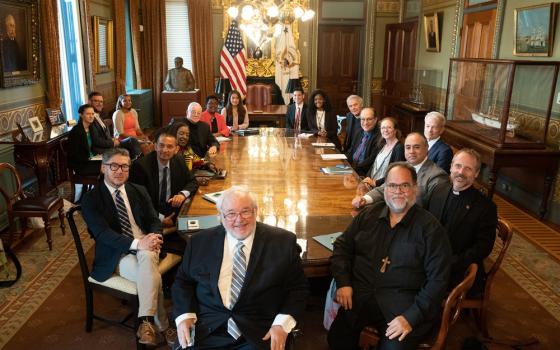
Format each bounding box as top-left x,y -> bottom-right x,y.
228,241 -> 246,339
295,107 -> 301,132
115,189 -> 134,238
159,166 -> 168,210
353,132 -> 370,163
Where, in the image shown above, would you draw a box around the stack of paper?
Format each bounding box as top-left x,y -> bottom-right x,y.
202,190 -> 226,204
297,133 -> 314,139
216,136 -> 231,142
321,165 -> 353,175
321,154 -> 347,160
312,142 -> 336,148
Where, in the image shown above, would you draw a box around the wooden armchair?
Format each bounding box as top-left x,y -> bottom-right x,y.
359,264 -> 478,350
462,217 -> 513,338
0,163 -> 65,250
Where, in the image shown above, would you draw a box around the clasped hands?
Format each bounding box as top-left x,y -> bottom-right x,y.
138,233 -> 163,253
177,319 -> 288,350
335,286 -> 412,342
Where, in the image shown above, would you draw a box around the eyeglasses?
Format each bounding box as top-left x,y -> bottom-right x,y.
386,183 -> 413,193
222,209 -> 255,221
380,126 -> 394,130
103,163 -> 130,172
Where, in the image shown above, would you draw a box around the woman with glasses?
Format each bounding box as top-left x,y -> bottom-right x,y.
306,89 -> 341,150
67,104 -> 102,176
221,90 -> 249,131
359,117 -> 405,191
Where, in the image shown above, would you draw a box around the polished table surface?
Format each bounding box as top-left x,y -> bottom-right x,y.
183,128 -> 358,277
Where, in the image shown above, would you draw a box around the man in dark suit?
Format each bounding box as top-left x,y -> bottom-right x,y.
285,88 -> 308,132
343,95 -> 364,152
129,129 -> 198,227
172,186 -> 309,350
354,132 -> 449,208
81,148 -> 176,346
424,111 -> 453,173
88,91 -> 141,158
345,107 -> 381,176
329,163 -> 451,350
426,148 -> 497,294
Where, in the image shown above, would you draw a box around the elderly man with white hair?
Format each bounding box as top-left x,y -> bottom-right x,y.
424,111 -> 453,173
170,102 -> 219,158
343,95 -> 365,152
172,186 -> 309,350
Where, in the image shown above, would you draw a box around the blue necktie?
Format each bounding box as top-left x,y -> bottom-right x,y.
353,132 -> 370,163
115,189 -> 134,239
228,241 -> 246,339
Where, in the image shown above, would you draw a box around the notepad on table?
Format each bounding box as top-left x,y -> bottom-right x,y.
312,142 -> 336,148
312,232 -> 343,251
321,166 -> 353,175
297,133 -> 314,139
216,136 -> 231,142
321,154 -> 347,160
202,190 -> 226,204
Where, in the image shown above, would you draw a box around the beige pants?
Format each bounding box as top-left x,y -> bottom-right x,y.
119,250 -> 169,331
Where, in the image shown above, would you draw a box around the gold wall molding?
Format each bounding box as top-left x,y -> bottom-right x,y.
422,0 -> 455,11
0,103 -> 45,134
377,0 -> 400,13
246,58 -> 275,77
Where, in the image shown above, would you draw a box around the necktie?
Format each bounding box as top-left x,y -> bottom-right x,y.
115,189 -> 134,238
228,241 -> 246,339
159,166 -> 168,210
295,107 -> 301,132
353,132 -> 370,163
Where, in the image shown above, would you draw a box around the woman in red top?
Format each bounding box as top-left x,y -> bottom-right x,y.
200,95 -> 230,137
112,94 -> 146,140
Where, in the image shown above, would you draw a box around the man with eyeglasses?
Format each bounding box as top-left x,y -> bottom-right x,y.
88,91 -> 141,158
81,148 -> 177,346
329,162 -> 451,350
345,107 -> 381,176
353,132 -> 449,208
172,186 -> 309,350
426,149 -> 497,295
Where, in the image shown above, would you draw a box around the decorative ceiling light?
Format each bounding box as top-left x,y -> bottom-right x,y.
227,0 -> 314,48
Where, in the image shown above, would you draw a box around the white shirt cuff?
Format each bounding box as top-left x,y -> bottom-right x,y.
181,190 -> 191,198
130,239 -> 139,251
272,314 -> 296,334
363,195 -> 373,204
158,213 -> 165,221
175,313 -> 197,328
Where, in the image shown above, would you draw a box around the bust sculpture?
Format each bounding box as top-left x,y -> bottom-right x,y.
164,57 -> 195,92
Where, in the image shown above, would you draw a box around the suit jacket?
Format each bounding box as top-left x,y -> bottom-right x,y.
81,182 -> 162,282
128,151 -> 198,215
345,125 -> 381,176
89,118 -> 113,155
200,110 -> 231,137
365,158 -> 450,207
426,183 -> 497,293
428,139 -> 453,174
285,103 -> 309,131
187,119 -> 220,158
343,112 -> 362,152
307,109 -> 341,150
172,223 -> 309,349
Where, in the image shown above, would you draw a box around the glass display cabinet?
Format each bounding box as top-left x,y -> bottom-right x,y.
444,58 -> 560,149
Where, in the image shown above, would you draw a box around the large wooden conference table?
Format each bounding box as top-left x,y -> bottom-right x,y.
183,128 -> 358,277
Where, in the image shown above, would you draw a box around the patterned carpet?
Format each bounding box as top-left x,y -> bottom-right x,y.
0,214 -> 92,348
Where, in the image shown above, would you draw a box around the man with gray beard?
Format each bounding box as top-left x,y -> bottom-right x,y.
328,162 -> 451,350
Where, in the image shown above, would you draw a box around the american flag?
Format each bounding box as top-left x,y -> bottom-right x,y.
220,20 -> 247,96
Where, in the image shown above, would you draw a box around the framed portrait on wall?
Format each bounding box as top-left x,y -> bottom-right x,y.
0,0 -> 40,88
514,3 -> 558,57
423,12 -> 441,52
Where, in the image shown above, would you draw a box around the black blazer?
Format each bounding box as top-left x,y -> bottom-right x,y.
425,183 -> 497,293
89,118 -> 113,155
307,109 -> 341,150
428,139 -> 453,174
67,121 -> 93,170
345,125 -> 381,176
128,151 -> 198,215
81,182 -> 162,282
343,112 -> 362,152
172,222 -> 309,349
285,103 -> 309,131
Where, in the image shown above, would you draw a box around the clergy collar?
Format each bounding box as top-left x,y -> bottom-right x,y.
451,185 -> 474,196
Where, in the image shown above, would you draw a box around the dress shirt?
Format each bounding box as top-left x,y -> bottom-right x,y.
175,228 -> 297,334
157,160 -> 190,219
363,157 -> 429,204
316,110 -> 326,131
104,180 -> 144,250
427,137 -> 440,150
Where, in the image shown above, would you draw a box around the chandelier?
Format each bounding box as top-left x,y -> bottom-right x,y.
226,0 -> 315,48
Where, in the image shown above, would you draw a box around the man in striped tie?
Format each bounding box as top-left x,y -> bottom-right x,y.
172,186 -> 309,349
82,148 -> 177,347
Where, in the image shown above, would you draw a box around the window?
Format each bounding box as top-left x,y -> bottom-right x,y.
165,0 -> 192,70
57,0 -> 87,121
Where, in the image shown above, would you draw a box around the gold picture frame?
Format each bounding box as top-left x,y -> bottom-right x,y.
92,16 -> 114,73
514,3 -> 558,57
423,12 -> 441,52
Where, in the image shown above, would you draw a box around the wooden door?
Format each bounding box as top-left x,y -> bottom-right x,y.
381,21 -> 418,117
317,25 -> 362,116
455,9 -> 497,119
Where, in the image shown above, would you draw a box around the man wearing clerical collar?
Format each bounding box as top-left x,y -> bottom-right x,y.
329,162 -> 451,350
426,148 -> 497,295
